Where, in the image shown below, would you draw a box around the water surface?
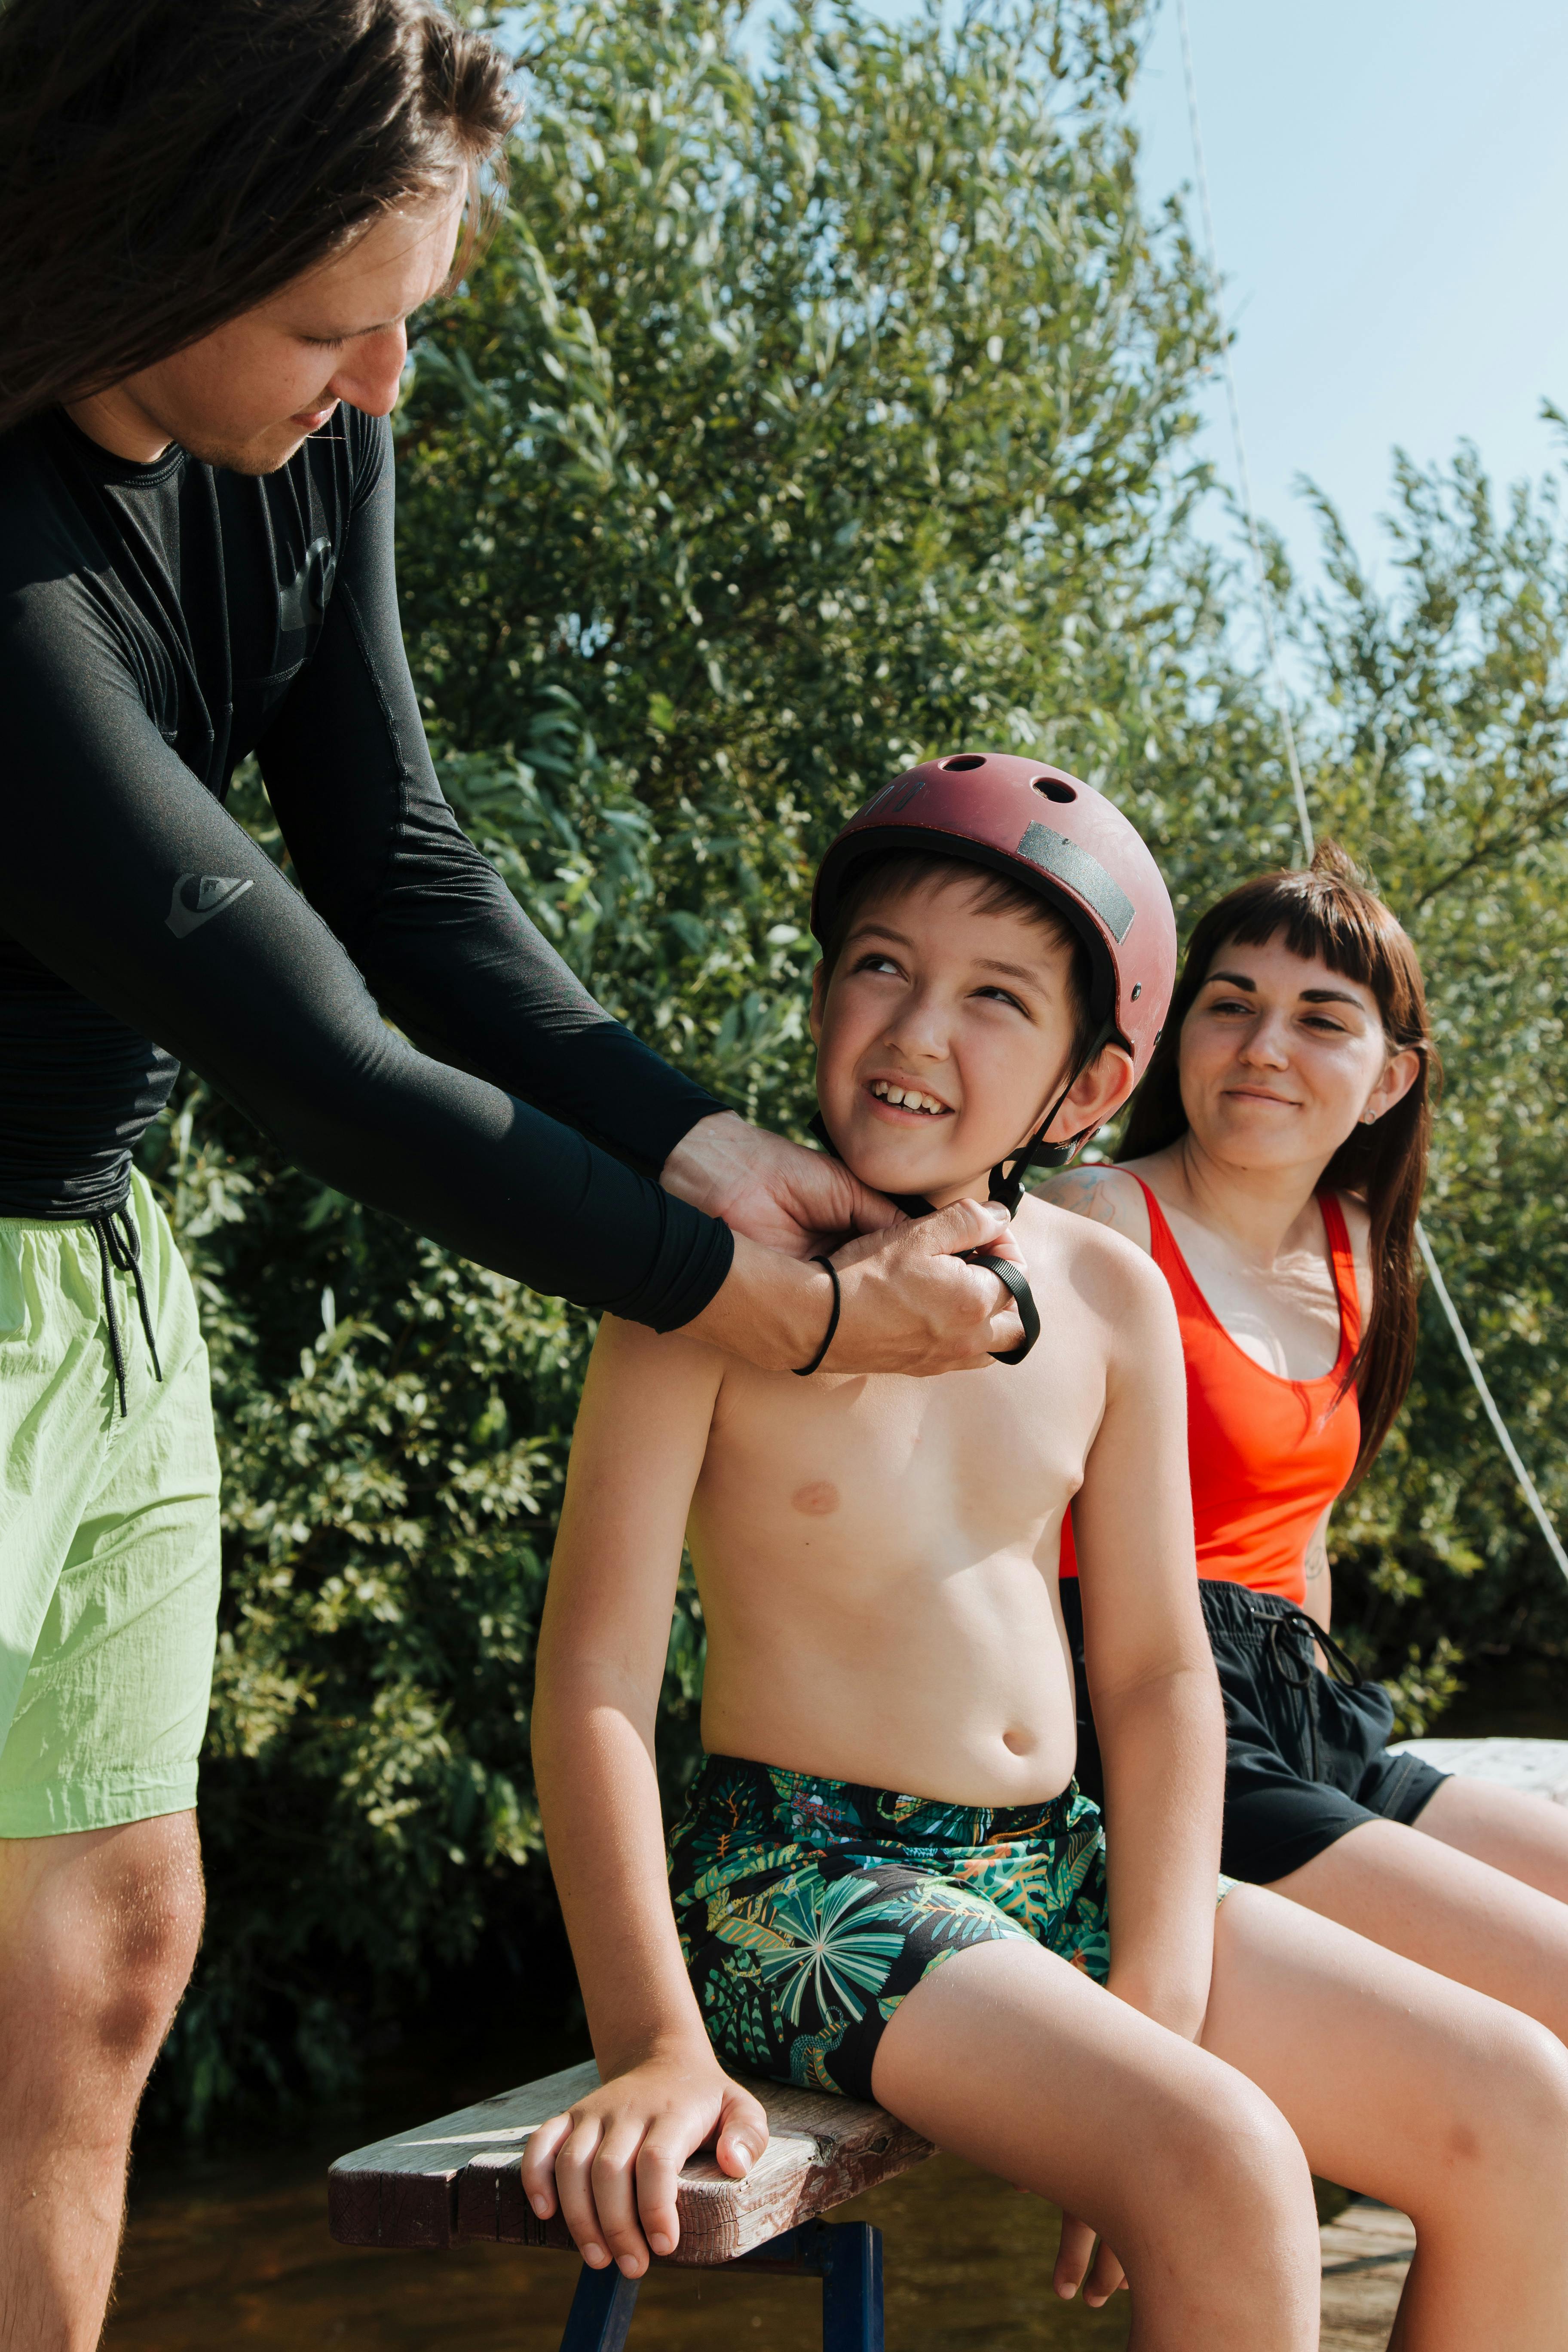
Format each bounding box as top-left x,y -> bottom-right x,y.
105,2134 -> 1130,2351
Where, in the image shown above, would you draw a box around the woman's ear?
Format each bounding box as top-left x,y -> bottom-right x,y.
1363,1044 -> 1421,1125
808,961 -> 827,1046
1042,1042 -> 1136,1145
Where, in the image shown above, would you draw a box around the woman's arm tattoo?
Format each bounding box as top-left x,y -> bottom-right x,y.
1041,1168 -> 1128,1230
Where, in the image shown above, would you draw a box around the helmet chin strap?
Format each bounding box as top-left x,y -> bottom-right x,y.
986,1015 -> 1116,1215
805,1107 -> 1047,1365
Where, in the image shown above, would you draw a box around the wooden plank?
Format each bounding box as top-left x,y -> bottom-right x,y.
330,2061 -> 931,2264
1320,2198 -> 1416,2276
328,2059 -> 600,2248
1393,1735 -> 1568,1804
1319,2199 -> 1415,2350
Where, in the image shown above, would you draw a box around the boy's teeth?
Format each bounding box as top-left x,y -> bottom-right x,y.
873,1080 -> 944,1113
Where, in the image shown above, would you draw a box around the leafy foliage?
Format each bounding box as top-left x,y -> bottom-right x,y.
136,0 -> 1568,2127
1294,447 -> 1568,1673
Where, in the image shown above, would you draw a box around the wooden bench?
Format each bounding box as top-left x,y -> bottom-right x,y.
329,2057 -> 932,2351
331,1739 -> 1568,2347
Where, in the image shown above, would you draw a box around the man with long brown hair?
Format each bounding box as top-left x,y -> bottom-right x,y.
0,3 -> 1025,2337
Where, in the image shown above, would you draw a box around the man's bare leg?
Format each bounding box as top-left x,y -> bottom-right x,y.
0,1813 -> 204,2351
871,1938 -> 1321,2351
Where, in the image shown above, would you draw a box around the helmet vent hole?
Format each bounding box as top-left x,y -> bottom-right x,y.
1032,777 -> 1076,802
940,754 -> 987,771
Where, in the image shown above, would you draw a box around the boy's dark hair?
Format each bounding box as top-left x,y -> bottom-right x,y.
819,848 -> 1098,1071
0,0 -> 518,433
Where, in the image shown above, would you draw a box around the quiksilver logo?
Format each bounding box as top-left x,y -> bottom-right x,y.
278,534 -> 336,635
166,873 -> 254,939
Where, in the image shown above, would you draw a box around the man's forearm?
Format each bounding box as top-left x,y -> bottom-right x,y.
1094,1663 -> 1226,2037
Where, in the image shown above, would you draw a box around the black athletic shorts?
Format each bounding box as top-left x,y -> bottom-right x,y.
1059,1577 -> 1449,1885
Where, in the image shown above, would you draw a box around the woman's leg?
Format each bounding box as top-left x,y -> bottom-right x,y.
1204,1883 -> 1568,2352
1268,1809 -> 1568,2041
1414,1773 -> 1568,1900
871,1938 -> 1321,2352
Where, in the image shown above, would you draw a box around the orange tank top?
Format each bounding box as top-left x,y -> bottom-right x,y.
1060,1177 -> 1361,1606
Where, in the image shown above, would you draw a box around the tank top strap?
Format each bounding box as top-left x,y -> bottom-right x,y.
1317,1191 -> 1363,1362
1124,1173 -> 1211,1319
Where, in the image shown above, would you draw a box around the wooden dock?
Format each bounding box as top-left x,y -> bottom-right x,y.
1319,2199 -> 1417,2348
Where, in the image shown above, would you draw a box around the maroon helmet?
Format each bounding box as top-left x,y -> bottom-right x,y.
811,750 -> 1177,1195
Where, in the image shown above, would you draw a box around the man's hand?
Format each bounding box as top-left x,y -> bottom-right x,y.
519,2047 -> 768,2280
683,1197 -> 1027,1374
662,1111 -> 897,1258
826,1198 -> 1027,1373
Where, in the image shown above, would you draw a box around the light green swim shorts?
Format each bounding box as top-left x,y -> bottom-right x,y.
0,1170 -> 220,1838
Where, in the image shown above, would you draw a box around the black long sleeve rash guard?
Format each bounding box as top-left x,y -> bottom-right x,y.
0,404 -> 733,1328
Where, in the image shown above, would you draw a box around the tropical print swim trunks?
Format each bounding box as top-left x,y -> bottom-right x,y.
667,1752 -> 1111,2102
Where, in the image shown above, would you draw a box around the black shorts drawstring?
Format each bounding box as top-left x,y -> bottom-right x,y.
90,1204 -> 164,1418
1262,1606 -> 1365,1693
1257,1601 -> 1363,1784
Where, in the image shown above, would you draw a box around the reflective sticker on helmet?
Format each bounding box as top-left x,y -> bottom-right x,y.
862,775 -> 929,819
1016,822 -> 1135,942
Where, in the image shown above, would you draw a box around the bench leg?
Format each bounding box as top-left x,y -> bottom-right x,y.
558,2260 -> 640,2352
555,2217 -> 883,2352
737,2219 -> 885,2352
819,2223 -> 884,2352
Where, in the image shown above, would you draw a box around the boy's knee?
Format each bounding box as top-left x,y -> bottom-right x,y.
1113,2073 -> 1316,2328
1153,2073 -> 1313,2249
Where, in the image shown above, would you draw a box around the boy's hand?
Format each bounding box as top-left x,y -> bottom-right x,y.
519,2049 -> 768,2279
1054,2213 -> 1130,2306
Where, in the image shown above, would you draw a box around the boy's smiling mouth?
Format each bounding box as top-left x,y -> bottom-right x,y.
867,1076 -> 954,1118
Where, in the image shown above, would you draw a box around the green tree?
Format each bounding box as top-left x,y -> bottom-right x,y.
1285,446 -> 1568,1686
147,0 -> 1262,2128
138,0 -> 1568,2128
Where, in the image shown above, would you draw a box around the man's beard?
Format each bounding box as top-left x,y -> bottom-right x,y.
173,415 -> 333,475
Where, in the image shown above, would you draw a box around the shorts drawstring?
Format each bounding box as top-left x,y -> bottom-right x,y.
1261,1607 -> 1365,1692
90,1204 -> 164,1418
1257,1601 -> 1364,1786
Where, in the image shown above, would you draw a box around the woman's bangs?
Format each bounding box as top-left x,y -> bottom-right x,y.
1221,879 -> 1419,1037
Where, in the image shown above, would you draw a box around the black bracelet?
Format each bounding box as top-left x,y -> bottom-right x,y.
792,1256 -> 842,1376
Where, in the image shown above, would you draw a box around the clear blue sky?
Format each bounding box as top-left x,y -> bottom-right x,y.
1132,0 -> 1568,590
744,0 -> 1568,591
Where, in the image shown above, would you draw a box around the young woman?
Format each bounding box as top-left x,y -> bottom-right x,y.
1046,842 -> 1568,2054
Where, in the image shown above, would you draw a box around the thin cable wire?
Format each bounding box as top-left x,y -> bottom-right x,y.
1176,0 -> 1315,863
1175,0 -> 1568,1583
1416,1226 -> 1568,1580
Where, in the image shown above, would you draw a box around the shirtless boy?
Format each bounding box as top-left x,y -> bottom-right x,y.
526,755 -> 1568,2350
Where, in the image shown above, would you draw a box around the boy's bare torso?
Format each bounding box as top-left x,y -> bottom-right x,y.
686,1193 -> 1134,1807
